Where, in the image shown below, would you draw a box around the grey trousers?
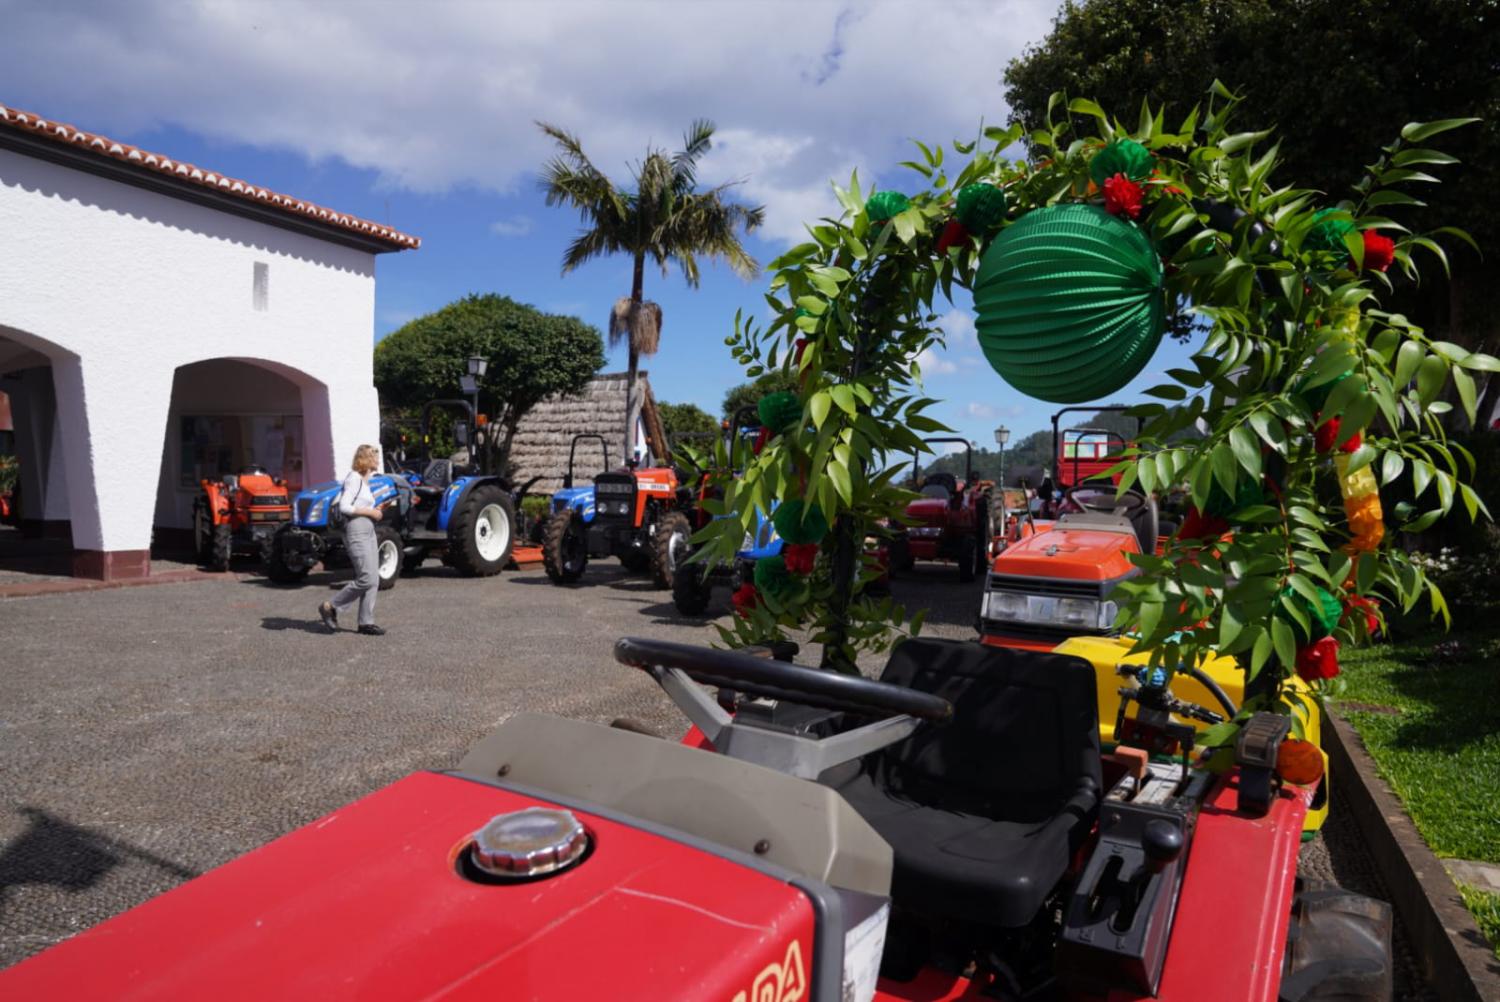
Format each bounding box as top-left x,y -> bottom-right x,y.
330,517 -> 378,626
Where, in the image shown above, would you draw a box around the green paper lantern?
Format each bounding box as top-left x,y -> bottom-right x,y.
1278,585 -> 1342,642
1305,208 -> 1355,255
1296,370 -> 1350,413
955,184 -> 1007,233
757,391 -> 802,432
1088,138 -> 1154,187
753,555 -> 798,601
865,190 -> 910,224
772,499 -> 829,545
972,203 -> 1166,404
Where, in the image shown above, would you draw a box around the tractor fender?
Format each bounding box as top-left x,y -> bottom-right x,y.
436,476 -> 514,533
738,507 -> 783,562
549,485 -> 596,524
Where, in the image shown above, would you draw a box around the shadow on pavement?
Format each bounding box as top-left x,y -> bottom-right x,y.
261,616 -> 333,634
0,807 -> 197,917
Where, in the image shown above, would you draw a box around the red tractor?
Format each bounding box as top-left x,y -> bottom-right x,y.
192,465 -> 292,571
0,636 -> 1389,1001
542,434 -> 685,589
888,437 -> 993,582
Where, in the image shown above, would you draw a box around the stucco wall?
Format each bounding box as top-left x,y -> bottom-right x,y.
0,148 -> 384,552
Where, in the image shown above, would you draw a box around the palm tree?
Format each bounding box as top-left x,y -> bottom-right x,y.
537,119 -> 765,462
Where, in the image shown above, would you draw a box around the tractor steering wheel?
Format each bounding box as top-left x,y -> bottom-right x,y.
615,637 -> 951,722
1065,484 -> 1147,516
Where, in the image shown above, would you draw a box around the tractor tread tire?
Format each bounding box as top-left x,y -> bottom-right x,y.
957,532 -> 978,582
265,532 -> 310,586
208,523 -> 233,573
448,486 -> 514,577
672,559 -> 712,616
375,523 -> 402,591
652,511 -> 692,590
542,509 -> 587,584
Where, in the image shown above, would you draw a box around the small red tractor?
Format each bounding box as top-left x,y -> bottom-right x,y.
192,465 -> 292,571
0,635 -> 1388,1000
888,436 -> 993,582
542,434 -> 686,589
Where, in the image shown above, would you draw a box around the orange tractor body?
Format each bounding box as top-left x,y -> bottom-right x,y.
194,466 -> 292,571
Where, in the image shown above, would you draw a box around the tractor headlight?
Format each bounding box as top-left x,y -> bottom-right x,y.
982,590 -> 1117,631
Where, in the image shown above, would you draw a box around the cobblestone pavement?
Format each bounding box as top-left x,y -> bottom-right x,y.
0,560 -> 1435,995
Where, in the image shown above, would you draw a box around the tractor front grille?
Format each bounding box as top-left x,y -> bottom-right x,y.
593,475 -> 636,523
249,509 -> 289,522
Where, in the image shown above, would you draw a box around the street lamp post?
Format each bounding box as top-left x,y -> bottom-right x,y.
461,355 -> 487,470
993,425 -> 1010,536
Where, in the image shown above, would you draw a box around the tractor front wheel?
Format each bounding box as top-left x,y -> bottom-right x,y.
956,533 -> 979,582
672,559 -> 712,616
265,531 -> 310,586
652,511 -> 692,590
542,510 -> 588,584
208,524 -> 233,572
375,523 -> 402,591
448,486 -> 514,576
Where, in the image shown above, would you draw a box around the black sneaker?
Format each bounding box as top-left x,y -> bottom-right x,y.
357,624 -> 386,636
318,602 -> 338,632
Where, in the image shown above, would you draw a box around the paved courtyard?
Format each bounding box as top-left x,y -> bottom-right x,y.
0,559 -> 1435,996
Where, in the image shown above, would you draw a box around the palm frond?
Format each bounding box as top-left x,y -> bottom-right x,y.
609,297 -> 663,354
672,119 -> 716,194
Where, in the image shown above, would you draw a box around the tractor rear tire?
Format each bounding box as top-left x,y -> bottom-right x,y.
375,523 -> 402,591
672,559 -> 712,616
653,511 -> 692,590
448,486 -> 514,577
618,548 -> 652,574
208,524 -> 233,573
957,533 -> 979,582
543,510 -> 588,584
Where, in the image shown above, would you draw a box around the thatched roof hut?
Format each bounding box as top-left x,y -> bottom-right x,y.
507,372 -> 669,493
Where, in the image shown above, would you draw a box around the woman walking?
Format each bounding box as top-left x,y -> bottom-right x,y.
318,444 -> 387,636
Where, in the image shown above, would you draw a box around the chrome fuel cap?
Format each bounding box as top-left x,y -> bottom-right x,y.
469,807 -> 589,879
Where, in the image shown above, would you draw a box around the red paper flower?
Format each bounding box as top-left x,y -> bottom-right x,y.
783,542 -> 819,575
1314,414 -> 1362,454
752,426 -> 772,455
1295,637 -> 1341,682
1362,230 -> 1396,273
1344,596 -> 1381,637
1103,172 -> 1144,219
935,218 -> 969,254
731,583 -> 760,618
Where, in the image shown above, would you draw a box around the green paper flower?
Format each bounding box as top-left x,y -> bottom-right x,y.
1202,478 -> 1266,518
1305,208 -> 1355,256
973,203 -> 1166,404
753,555 -> 798,601
865,190 -> 910,224
1295,370 -> 1351,413
1088,138 -> 1154,187
955,184 -> 1007,233
1278,585 -> 1342,642
772,499 -> 829,545
757,391 -> 802,432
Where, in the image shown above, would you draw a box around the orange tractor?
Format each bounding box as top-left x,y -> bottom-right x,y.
193,465 -> 293,571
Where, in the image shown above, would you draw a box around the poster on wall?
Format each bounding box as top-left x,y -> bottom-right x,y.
180,415 -> 303,490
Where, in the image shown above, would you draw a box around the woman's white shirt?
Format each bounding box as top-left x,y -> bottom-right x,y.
337,471 -> 375,516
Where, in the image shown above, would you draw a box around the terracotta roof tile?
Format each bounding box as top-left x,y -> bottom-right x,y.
0,102 -> 419,250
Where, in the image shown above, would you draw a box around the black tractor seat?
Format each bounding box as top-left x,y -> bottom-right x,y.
822,638 -> 1102,928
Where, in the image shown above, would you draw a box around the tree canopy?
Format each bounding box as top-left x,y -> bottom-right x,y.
657,401 -> 720,450
373,294 -> 603,473
1004,0 -> 1500,396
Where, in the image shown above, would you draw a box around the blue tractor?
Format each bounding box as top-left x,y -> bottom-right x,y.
268,400 -> 527,588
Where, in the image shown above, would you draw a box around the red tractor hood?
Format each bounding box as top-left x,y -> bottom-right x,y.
1,772 -> 815,1001
989,526 -> 1139,582
904,496 -> 955,525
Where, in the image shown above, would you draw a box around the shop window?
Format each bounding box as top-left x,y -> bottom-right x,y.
179,414 -> 303,491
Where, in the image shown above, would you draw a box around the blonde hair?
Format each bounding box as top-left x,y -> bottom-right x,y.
351,444 -> 380,475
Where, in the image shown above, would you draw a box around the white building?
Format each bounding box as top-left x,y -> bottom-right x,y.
0,103 -> 418,580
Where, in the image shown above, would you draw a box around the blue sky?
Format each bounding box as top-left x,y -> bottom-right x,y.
0,0 -> 1200,449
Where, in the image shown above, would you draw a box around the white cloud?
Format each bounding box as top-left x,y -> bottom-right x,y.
963,401 -> 998,419
0,1 -> 1059,245
937,308 -> 978,346
489,216 -> 533,237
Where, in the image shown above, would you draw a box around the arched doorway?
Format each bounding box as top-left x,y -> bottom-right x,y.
0,325 -> 73,541
153,358 -> 332,553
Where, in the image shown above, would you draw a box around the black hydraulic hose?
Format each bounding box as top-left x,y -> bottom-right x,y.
1184,663 -> 1239,720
